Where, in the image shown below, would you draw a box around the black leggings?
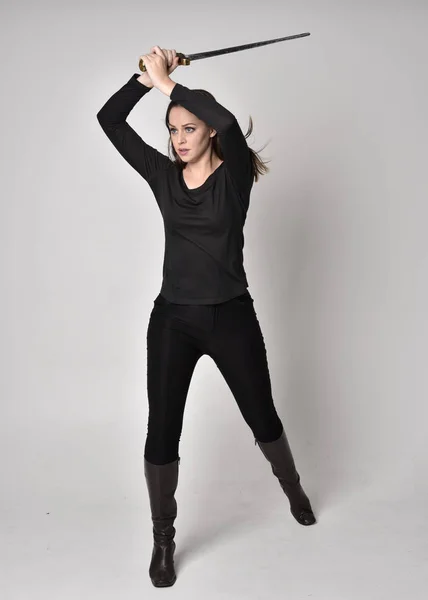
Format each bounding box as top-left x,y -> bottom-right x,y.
144,290 -> 284,465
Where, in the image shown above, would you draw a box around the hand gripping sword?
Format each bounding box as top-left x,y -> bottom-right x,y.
138,32 -> 310,72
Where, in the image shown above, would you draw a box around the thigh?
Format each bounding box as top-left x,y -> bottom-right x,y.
210,297 -> 282,441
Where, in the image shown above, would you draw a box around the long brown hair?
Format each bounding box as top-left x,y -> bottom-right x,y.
165,89 -> 271,183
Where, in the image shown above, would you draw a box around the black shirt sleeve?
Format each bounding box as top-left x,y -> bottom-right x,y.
96,74 -> 172,183
170,82 -> 254,197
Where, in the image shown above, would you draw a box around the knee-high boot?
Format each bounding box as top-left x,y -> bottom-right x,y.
255,430 -> 316,526
144,456 -> 180,587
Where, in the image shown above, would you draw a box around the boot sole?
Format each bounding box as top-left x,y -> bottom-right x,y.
151,574 -> 177,587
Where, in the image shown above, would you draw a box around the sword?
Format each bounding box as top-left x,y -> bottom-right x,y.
138,32 -> 310,72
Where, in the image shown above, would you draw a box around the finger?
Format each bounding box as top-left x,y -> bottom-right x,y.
162,48 -> 171,64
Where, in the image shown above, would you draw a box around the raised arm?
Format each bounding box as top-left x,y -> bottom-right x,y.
168,81 -> 254,196
96,74 -> 171,183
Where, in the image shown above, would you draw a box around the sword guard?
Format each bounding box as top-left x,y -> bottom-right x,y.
139,52 -> 190,72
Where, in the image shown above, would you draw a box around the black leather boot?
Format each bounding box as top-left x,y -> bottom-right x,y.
144,457 -> 180,587
255,430 -> 316,526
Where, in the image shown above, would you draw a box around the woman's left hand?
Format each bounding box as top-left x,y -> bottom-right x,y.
141,46 -> 174,89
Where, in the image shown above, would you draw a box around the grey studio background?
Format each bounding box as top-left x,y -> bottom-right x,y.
1,0 -> 427,598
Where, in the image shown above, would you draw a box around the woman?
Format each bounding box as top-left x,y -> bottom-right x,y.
96,46 -> 316,588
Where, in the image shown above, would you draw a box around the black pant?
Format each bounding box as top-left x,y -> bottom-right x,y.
144,290 -> 284,464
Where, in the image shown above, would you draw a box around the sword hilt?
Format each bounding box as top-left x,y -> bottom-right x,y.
139,53 -> 190,72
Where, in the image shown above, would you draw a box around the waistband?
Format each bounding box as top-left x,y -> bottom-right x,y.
154,290 -> 252,307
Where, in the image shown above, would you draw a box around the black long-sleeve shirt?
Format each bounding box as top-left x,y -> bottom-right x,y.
96,73 -> 254,304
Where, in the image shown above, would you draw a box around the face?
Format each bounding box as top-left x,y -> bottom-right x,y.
168,105 -> 217,163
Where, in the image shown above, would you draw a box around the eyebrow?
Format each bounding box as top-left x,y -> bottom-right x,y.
168,122 -> 197,128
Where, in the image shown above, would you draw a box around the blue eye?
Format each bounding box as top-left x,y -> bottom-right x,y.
170,127 -> 194,134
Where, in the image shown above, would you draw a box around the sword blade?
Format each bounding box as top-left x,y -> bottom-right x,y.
184,32 -> 310,61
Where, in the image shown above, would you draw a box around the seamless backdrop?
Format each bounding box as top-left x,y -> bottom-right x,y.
1,1 -> 427,599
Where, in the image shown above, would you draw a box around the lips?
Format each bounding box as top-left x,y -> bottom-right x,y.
178,149 -> 189,153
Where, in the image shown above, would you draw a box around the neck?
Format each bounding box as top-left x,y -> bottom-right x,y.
183,154 -> 222,177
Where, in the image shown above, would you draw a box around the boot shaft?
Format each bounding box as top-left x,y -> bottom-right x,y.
144,457 -> 180,528
254,430 -> 300,487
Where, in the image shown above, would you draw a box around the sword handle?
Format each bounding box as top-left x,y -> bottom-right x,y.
139,53 -> 190,72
